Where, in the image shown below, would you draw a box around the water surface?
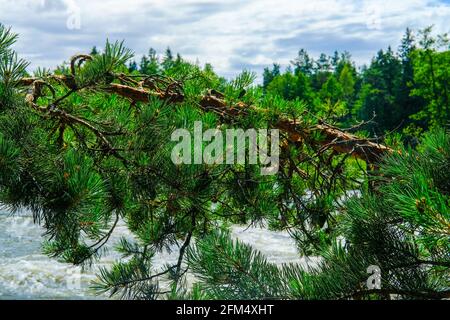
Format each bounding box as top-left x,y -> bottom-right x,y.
0,210 -> 317,299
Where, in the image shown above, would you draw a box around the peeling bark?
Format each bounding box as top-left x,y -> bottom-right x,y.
18,76 -> 394,163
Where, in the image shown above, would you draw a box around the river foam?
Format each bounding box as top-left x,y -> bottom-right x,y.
0,210 -> 318,299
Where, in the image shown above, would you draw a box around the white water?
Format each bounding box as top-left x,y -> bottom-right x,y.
0,209 -> 318,300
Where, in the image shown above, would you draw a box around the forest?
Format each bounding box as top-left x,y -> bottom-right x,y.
0,22 -> 449,300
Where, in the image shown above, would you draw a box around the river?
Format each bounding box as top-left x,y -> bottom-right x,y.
0,209 -> 318,299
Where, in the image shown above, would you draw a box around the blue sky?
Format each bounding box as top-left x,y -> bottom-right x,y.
0,0 -> 449,80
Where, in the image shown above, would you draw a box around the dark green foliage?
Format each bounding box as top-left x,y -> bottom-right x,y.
0,22 -> 449,300
187,230 -> 287,299
264,28 -> 450,136
410,27 -> 450,128
262,63 -> 280,90
138,48 -> 160,75
266,71 -> 315,106
291,49 -> 314,76
0,24 -> 28,109
187,130 -> 450,299
77,40 -> 133,86
92,238 -> 161,299
354,47 -> 403,134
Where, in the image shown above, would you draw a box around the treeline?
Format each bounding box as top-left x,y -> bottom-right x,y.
261,27 -> 449,137
121,27 -> 449,140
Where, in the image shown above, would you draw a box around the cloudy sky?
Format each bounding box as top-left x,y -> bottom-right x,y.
1,0 -> 449,79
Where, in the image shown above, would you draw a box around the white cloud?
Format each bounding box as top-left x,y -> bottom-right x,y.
0,0 -> 449,79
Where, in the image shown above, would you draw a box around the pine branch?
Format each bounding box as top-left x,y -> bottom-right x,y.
17,66 -> 393,164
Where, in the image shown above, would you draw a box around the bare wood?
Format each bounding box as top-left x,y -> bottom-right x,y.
17,76 -> 394,163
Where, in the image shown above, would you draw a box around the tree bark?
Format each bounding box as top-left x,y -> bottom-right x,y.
18,76 -> 394,163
